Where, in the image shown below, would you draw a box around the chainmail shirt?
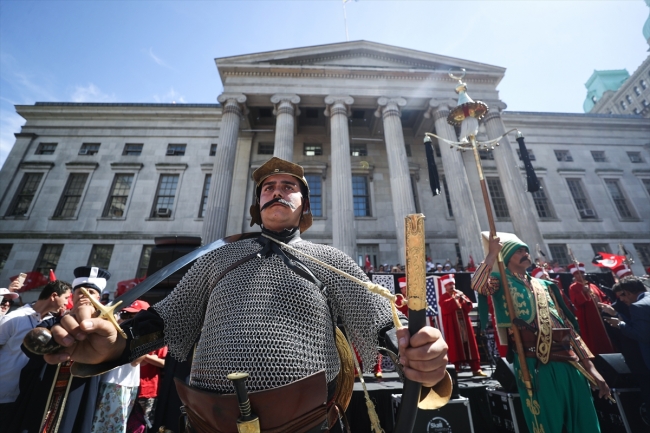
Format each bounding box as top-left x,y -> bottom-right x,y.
152,235 -> 395,394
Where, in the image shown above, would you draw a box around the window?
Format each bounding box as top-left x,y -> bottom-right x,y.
35,143 -> 57,155
303,144 -> 322,156
304,174 -> 322,217
642,178 -> 650,197
54,173 -> 88,217
34,244 -> 64,276
166,144 -> 186,156
566,178 -> 597,218
516,148 -> 536,161
350,144 -> 367,157
258,143 -> 274,155
0,244 -> 12,273
151,174 -> 179,217
591,151 -> 607,162
405,144 -> 412,158
620,101 -> 627,110
486,177 -> 510,218
554,150 -> 573,162
532,179 -> 555,219
634,108 -> 640,115
103,174 -> 134,218
352,175 -> 370,217
88,244 -> 114,269
634,243 -> 650,268
627,152 -> 644,163
641,80 -> 647,90
591,243 -> 612,255
479,149 -> 494,160
198,174 -> 211,218
644,100 -> 650,107
548,244 -> 570,267
79,143 -> 100,155
455,243 -> 463,267
136,245 -> 154,278
634,86 -> 641,96
357,244 -> 379,271
626,95 -> 633,104
209,144 -> 218,156
6,173 -> 43,216
122,143 -> 143,156
604,179 -> 635,219
441,175 -> 453,217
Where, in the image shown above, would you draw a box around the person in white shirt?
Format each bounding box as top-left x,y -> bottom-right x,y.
0,288 -> 20,317
0,280 -> 71,418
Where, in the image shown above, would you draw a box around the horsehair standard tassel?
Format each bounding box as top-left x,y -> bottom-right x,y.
423,136 -> 441,196
515,132 -> 540,193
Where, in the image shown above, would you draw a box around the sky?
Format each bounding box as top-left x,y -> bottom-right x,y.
1,0 -> 648,169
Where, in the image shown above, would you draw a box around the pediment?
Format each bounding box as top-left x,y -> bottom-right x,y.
216,40 -> 504,76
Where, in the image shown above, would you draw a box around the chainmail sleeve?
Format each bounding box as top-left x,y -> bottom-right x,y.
291,241 -> 398,374
152,240 -> 263,362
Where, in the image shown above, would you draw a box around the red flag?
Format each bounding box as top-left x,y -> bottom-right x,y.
592,252 -> 625,269
364,255 -> 371,272
115,276 -> 146,298
49,269 -> 57,282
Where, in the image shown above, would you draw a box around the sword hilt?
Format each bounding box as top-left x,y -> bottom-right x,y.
227,372 -> 260,433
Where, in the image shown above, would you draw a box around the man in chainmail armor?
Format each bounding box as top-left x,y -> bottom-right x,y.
44,157 -> 449,433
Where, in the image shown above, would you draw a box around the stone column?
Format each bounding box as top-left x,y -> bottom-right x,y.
483,108 -> 546,252
271,94 -> 300,161
202,93 -> 247,244
324,95 -> 356,258
376,97 -> 415,263
425,100 -> 485,263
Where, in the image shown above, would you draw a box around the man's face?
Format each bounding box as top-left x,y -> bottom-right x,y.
616,290 -> 638,306
445,282 -> 455,294
56,290 -> 72,310
509,247 -> 531,269
1,297 -> 13,315
72,286 -> 100,307
259,174 -> 304,231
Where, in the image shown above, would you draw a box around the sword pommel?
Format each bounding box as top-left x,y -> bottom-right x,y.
227,372 -> 260,433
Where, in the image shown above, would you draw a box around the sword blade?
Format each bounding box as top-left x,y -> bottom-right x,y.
109,232 -> 259,310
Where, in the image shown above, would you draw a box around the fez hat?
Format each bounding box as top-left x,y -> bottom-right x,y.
72,266 -> 111,292
530,267 -> 546,279
611,264 -> 632,278
249,157 -> 312,232
440,273 -> 455,287
567,263 -> 585,274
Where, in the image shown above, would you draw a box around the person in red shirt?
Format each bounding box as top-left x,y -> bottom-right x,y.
120,300 -> 168,429
438,274 -> 485,376
568,263 -> 615,355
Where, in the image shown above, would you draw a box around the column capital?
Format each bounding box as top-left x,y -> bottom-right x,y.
483,110 -> 502,123
424,98 -> 456,118
324,95 -> 354,117
485,100 -> 508,112
271,94 -> 301,117
217,93 -> 248,117
375,97 -> 407,118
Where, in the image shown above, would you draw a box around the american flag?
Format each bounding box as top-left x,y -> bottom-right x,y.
426,275 -> 439,317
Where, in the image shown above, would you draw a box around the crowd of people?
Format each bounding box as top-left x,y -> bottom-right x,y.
0,156 -> 649,433
0,267 -> 166,433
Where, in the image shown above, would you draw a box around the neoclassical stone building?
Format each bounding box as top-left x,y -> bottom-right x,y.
1,41 -> 649,294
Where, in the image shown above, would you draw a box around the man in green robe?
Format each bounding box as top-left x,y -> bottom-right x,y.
472,235 -> 609,433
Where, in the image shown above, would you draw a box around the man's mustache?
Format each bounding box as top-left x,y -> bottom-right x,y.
260,197 -> 297,211
520,255 -> 531,263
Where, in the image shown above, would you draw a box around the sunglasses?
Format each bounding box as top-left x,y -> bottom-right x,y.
119,311 -> 136,320
1,299 -> 14,306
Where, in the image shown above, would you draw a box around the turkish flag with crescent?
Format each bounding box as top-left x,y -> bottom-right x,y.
592,252 -> 626,268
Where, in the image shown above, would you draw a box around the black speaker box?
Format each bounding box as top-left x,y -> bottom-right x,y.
593,353 -> 636,389
493,357 -> 518,393
447,365 -> 460,399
